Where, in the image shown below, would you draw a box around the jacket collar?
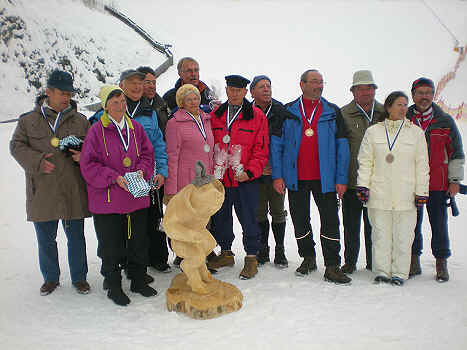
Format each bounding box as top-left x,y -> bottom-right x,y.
100,111 -> 135,129
174,79 -> 208,94
213,98 -> 254,120
288,96 -> 335,121
347,100 -> 384,118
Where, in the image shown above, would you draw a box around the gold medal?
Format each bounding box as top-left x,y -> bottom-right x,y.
305,128 -> 314,137
50,137 -> 59,148
386,153 -> 394,163
123,156 -> 131,167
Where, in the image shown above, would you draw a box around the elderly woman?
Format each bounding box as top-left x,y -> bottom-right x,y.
164,84 -> 215,266
80,85 -> 156,306
357,91 -> 429,286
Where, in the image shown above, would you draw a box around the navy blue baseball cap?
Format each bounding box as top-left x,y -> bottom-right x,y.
47,70 -> 76,92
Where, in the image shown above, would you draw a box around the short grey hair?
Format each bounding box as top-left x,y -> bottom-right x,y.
177,57 -> 199,73
300,69 -> 320,83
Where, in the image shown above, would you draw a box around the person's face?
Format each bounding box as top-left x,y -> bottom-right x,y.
352,84 -> 376,107
179,61 -> 200,86
142,73 -> 157,99
226,86 -> 247,106
300,71 -> 324,100
412,86 -> 434,112
251,79 -> 272,106
387,96 -> 408,120
182,92 -> 201,115
106,93 -> 127,121
120,76 -> 143,102
45,87 -> 72,112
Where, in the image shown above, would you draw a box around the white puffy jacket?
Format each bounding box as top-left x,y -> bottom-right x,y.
357,119 -> 429,211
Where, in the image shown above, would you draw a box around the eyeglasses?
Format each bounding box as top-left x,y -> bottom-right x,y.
144,80 -> 156,86
414,90 -> 433,97
304,80 -> 326,85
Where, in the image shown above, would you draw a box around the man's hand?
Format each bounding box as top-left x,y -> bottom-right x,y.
235,171 -> 249,183
116,176 -> 129,192
273,178 -> 285,195
153,174 -> 165,189
69,149 -> 81,163
447,183 -> 460,197
335,184 -> 347,199
40,153 -> 55,174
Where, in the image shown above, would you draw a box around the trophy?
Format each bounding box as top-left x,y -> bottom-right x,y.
229,144 -> 243,177
213,143 -> 228,180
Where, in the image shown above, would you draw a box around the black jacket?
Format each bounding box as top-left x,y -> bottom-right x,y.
162,78 -> 215,113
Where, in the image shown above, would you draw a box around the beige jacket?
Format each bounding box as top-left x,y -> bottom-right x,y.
357,119 -> 429,211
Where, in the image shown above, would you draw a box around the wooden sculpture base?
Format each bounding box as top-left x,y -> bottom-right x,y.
166,273 -> 243,320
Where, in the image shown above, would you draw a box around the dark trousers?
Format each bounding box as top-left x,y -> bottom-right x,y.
93,208 -> 149,282
212,182 -> 260,255
412,190 -> 451,259
288,180 -> 341,267
342,189 -> 372,268
147,188 -> 169,266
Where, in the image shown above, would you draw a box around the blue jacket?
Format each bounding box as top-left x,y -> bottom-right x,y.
270,96 -> 349,193
88,101 -> 168,178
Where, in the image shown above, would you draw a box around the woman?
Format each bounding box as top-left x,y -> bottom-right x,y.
164,84 -> 215,266
357,91 -> 429,286
80,85 -> 156,306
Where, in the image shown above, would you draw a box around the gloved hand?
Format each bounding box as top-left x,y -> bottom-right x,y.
356,186 -> 369,204
415,195 -> 429,207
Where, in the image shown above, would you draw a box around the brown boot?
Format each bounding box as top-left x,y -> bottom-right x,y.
436,258 -> 449,282
239,255 -> 258,279
324,266 -> 352,285
207,250 -> 235,269
409,254 -> 422,278
295,256 -> 317,277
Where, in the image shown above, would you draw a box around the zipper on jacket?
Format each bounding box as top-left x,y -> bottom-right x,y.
107,188 -> 110,203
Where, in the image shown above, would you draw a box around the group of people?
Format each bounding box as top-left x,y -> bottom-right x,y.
10,56 -> 464,306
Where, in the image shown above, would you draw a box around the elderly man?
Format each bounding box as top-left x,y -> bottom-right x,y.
163,57 -> 218,113
270,69 -> 351,284
250,75 -> 289,268
407,77 -> 464,282
207,75 -> 269,279
10,70 -> 91,296
340,70 -> 385,274
136,66 -> 171,273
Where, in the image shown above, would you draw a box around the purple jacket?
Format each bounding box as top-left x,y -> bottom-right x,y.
80,112 -> 154,214
165,109 -> 214,195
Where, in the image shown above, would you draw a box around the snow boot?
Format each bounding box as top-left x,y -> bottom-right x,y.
274,245 -> 288,268
324,266 -> 352,285
341,263 -> 356,274
436,258 -> 449,282
295,256 -> 317,277
256,220 -> 270,265
106,272 -> 130,306
391,276 -> 404,286
207,250 -> 235,269
239,255 -> 258,280
374,275 -> 391,284
129,265 -> 158,297
409,254 -> 421,278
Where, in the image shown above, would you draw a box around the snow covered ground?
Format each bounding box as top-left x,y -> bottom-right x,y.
1,0 -> 467,349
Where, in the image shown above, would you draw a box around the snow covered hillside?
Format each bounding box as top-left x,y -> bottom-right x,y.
1,1 -> 467,349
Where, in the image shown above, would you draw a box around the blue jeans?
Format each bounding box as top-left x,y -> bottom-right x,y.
33,219 -> 88,283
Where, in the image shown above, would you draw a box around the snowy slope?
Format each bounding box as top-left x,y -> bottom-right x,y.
1,1 -> 467,350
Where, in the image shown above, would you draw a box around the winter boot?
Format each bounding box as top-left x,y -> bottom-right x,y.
274,245 -> 288,268
374,275 -> 391,284
129,265 -> 158,297
341,263 -> 357,274
239,255 -> 258,280
207,250 -> 235,269
409,254 -> 421,278
324,266 -> 352,285
436,258 -> 449,282
256,220 -> 270,265
106,272 -> 130,306
295,256 -> 317,277
391,276 -> 404,286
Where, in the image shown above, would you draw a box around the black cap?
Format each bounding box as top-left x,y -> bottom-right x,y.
47,70 -> 75,92
411,77 -> 435,93
119,69 -> 145,82
225,75 -> 250,88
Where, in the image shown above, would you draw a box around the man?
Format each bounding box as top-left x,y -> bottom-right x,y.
270,69 -> 351,284
136,66 -> 171,273
250,75 -> 289,268
407,77 -> 464,282
10,70 -> 91,296
207,75 -> 269,279
163,57 -> 218,113
340,70 -> 385,273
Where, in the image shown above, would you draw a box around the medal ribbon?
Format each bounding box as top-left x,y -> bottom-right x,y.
226,105 -> 242,131
126,101 -> 141,119
111,118 -> 130,152
384,119 -> 405,152
186,112 -> 207,141
299,97 -> 320,127
41,107 -> 63,135
355,100 -> 375,123
413,113 -> 434,133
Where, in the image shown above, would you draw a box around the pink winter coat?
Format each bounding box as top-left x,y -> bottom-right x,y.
165,109 -> 214,195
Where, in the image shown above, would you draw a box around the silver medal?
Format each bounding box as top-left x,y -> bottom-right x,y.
223,134 -> 231,144
204,144 -> 210,153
